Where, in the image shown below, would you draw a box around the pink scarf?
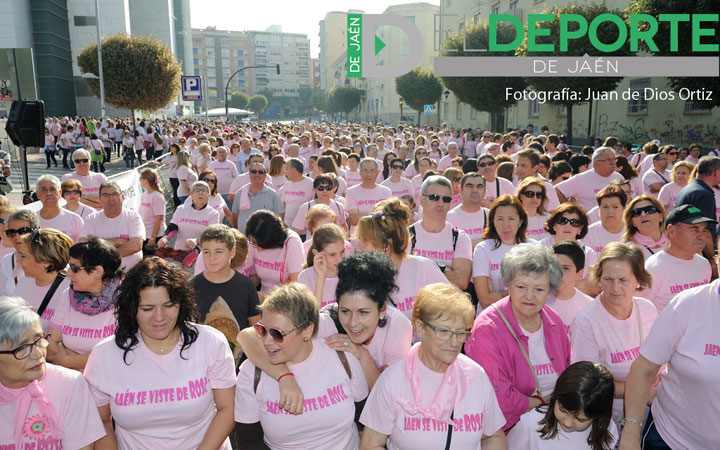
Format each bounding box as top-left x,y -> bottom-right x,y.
0,375 -> 63,449
396,343 -> 480,425
238,184 -> 251,210
633,232 -> 668,251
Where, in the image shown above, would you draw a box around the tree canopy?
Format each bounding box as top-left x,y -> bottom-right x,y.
228,91 -> 249,109
395,67 -> 444,125
248,94 -> 268,115
328,86 -> 362,119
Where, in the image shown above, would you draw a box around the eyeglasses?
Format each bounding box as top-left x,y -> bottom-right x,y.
192,187 -> 210,193
5,226 -> 36,238
630,205 -> 660,217
521,190 -> 544,199
73,159 -> 89,163
391,164 -> 404,170
668,152 -> 679,156
29,229 -> 44,246
0,333 -> 51,360
62,189 -> 82,196
415,151 -> 428,156
423,193 -> 452,204
254,322 -> 302,343
250,169 -> 266,175
556,216 -> 583,227
201,178 -> 217,184
100,192 -> 122,199
477,160 -> 495,168
68,262 -> 94,273
422,321 -> 471,343
452,177 -> 462,182
315,185 -> 333,191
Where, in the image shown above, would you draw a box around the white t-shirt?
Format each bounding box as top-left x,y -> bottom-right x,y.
16,274 -> 70,331
507,408 -> 618,450
278,177 -> 315,226
522,326 -> 559,397
546,289 -> 593,336
583,222 -> 624,253
472,241 -> 514,293
81,209 -> 146,271
657,181 -> 684,212
446,206 -> 488,243
84,325 -> 236,450
176,165 -> 198,197
345,184 -> 393,216
641,250 -> 711,313
484,177 -> 515,203
555,170 -> 624,211
391,256 -> 449,319
39,209 -> 84,242
138,191 -> 167,239
208,160 -> 240,195
380,177 -> 415,198
409,221 -> 472,268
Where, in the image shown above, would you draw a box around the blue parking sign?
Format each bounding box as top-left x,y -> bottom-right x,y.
181,76 -> 202,101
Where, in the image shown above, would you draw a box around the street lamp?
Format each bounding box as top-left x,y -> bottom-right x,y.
224,64 -> 280,121
398,97 -> 403,124
440,90 -> 450,126
94,0 -> 105,122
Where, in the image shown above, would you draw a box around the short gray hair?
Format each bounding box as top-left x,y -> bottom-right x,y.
421,175 -> 452,196
447,142 -> 458,149
500,243 -> 563,293
72,148 -> 90,160
0,296 -> 40,348
287,157 -> 304,174
190,180 -> 210,192
36,174 -> 61,192
99,180 -> 122,196
8,209 -> 39,228
360,157 -> 378,170
592,147 -> 614,163
697,156 -> 720,176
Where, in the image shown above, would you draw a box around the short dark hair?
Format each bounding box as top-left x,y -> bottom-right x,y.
336,251 -> 397,326
545,203 -> 589,239
548,161 -> 572,181
69,238 -> 123,281
569,155 -> 591,174
552,240 -> 585,272
245,210 -> 288,249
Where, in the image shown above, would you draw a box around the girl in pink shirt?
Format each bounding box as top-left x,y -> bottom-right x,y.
291,175 -> 348,236
298,224 -> 346,307
174,151 -> 197,201
84,258 -> 236,450
382,157 -> 415,197
138,168 -> 167,249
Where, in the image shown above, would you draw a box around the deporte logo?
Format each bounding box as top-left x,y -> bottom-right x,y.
347,13 -> 719,78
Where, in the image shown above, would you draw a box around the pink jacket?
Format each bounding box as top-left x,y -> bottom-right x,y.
465,296 -> 570,432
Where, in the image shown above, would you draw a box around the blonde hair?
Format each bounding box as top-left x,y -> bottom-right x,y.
355,198 -> 412,255
670,160 -> 694,183
61,179 -> 83,194
412,283 -> 475,331
259,283 -> 319,337
516,176 -> 548,214
622,195 -> 666,242
140,168 -> 163,193
305,204 -> 337,235
22,228 -> 74,273
175,150 -> 192,169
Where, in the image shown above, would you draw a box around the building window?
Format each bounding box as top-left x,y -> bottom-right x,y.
237,50 -> 245,57
208,78 -> 216,88
509,0 -> 519,10
627,78 -> 650,115
684,101 -> 711,114
194,68 -> 200,76
222,59 -> 230,68
471,107 -> 478,119
192,48 -> 199,55
207,58 -> 216,67
206,48 -> 215,58
193,58 -> 199,65
528,98 -> 540,117
205,38 -> 214,47
456,102 -> 463,119
492,3 -> 500,14
401,43 -> 409,55
407,16 -> 415,23
556,105 -> 567,117
221,49 -> 230,58
237,80 -> 246,87
220,38 -> 229,48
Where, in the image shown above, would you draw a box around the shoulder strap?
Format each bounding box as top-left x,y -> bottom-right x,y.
451,227 -> 459,252
253,366 -> 261,393
336,350 -> 352,378
483,209 -> 488,228
496,178 -> 500,197
634,300 -> 644,347
491,304 -> 542,398
37,271 -> 67,317
409,225 -> 417,252
445,410 -> 455,450
323,307 -> 347,335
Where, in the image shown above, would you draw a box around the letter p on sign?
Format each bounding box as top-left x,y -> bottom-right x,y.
181,76 -> 202,101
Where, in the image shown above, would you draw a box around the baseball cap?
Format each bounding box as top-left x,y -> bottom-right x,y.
665,204 -> 717,227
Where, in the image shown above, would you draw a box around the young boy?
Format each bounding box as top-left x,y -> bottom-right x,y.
546,240 -> 593,335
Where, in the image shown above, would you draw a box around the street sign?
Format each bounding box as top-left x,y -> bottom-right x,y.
181,76 -> 202,101
0,80 -> 12,110
423,104 -> 434,114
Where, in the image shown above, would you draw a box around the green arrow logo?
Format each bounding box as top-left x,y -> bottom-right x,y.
375,35 -> 386,55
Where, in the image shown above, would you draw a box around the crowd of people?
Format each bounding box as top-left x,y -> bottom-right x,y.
2,116 -> 720,450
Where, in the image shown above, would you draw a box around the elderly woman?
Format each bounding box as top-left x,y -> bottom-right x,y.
61,148 -> 107,209
1,209 -> 39,297
360,283 -> 507,449
185,169 -> 233,222
518,177 -> 551,241
61,179 -> 96,220
583,185 -> 627,254
84,257 -> 236,449
234,283 -> 369,449
47,238 -> 122,371
466,243 -> 570,432
292,174 -> 348,236
36,175 -> 84,242
618,241 -> 720,450
570,242 -> 658,427
0,296 -> 106,449
157,180 -> 220,261
657,160 -> 693,212
622,195 -> 667,260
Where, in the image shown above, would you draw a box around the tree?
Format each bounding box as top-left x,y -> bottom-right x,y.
77,33 -> 181,122
516,4 -> 635,144
628,0 -> 720,109
441,23 -> 528,130
228,91 -> 249,109
328,86 -> 361,120
248,94 -> 268,115
395,67 -> 444,125
312,91 -> 329,112
298,87 -> 314,115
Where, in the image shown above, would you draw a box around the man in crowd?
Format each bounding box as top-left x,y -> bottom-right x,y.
446,172 -> 488,249
555,147 -> 624,211
346,158 -> 392,229
231,162 -> 283,233
278,158 -> 314,227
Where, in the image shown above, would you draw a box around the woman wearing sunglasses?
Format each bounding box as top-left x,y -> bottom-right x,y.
61,148 -> 107,209
317,154 -> 348,196
622,195 -> 668,260
1,209 -> 39,298
84,257 -> 236,449
234,283 -> 369,449
381,157 -> 414,198
291,174 -> 348,237
61,179 -> 97,220
518,177 -> 551,241
184,169 -> 233,223
403,146 -> 428,179
46,238 -> 121,371
0,296 -> 106,450
361,283 -> 508,450
443,167 -> 464,209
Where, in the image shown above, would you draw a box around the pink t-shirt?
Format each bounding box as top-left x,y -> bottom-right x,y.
49,297 -> 115,354
657,181 -> 684,212
546,289 -> 593,335
291,199 -> 346,235
138,191 -> 167,238
16,274 -> 70,331
640,280 -> 720,450
170,204 -> 220,251
380,177 -> 415,198
183,193 -> 227,214
359,352 -> 505,450
391,256 -> 448,319
640,250 -> 711,313
84,325 -> 236,450
409,221 -> 472,268
345,184 -> 393,216
61,172 -> 108,196
81,209 -> 146,270
65,204 -> 97,221
570,297 -> 658,420
176,165 -> 198,197
234,340 -> 368,450
208,160 -> 239,195
484,177 -> 515,203
642,169 -> 671,195
446,206 -> 489,243
278,177 -> 315,226
247,230 -> 305,292
39,209 -> 84,242
583,222 -> 624,253
410,174 -> 424,199
507,408 -> 618,450
555,170 -> 624,211
346,170 -> 362,187
0,363 -> 106,449
298,268 -> 339,307
317,305 -> 412,369
472,241 -> 514,293
526,213 -> 550,240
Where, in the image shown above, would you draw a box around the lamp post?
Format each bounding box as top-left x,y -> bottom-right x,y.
94,0 -> 105,122
439,90 -> 450,127
224,64 -> 280,121
398,97 -> 404,124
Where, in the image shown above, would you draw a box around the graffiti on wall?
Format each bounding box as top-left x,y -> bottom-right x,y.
597,113 -> 720,145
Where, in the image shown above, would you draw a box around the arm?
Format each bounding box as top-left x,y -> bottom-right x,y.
555,187 -> 568,204
348,209 -> 361,226
149,215 -> 164,244
617,356 -> 662,450
481,428 -> 508,450
474,276 -> 507,309
94,405 -> 118,450
444,258 -> 471,290
359,427 -> 388,450
648,183 -> 664,194
231,213 -> 239,229
197,387 -> 235,450
81,195 -> 102,208
325,334 -> 382,389
114,237 -> 143,257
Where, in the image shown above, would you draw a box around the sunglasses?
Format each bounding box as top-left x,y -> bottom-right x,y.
630,205 -> 660,217
477,160 -> 495,168
254,322 -> 301,343
315,185 -> 333,191
668,152 -> 679,156
250,169 -> 266,175
521,190 -> 544,199
416,151 -> 428,156
192,188 -> 209,193
452,177 -> 462,182
68,262 -> 94,273
73,159 -> 89,163
5,226 -> 36,238
201,178 -> 217,184
556,216 -> 583,227
63,189 -> 82,196
391,164 -> 404,170
423,193 -> 452,204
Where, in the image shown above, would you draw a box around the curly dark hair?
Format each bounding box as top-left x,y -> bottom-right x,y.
245,210 -> 288,249
335,251 -> 397,326
114,257 -> 199,364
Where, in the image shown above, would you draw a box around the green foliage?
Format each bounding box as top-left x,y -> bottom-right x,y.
312,91 -> 329,111
441,23 -> 528,114
77,33 -> 181,113
628,0 -> 720,108
395,67 -> 443,124
248,95 -> 268,114
328,86 -> 362,115
228,91 -> 249,109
